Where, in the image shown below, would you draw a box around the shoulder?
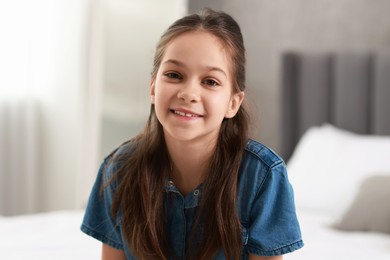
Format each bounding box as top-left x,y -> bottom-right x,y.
243,139 -> 285,169
238,141 -> 303,255
238,139 -> 288,207
100,139 -> 138,183
81,142 -> 135,251
238,140 -> 286,193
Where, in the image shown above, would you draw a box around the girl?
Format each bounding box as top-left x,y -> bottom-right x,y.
81,9 -> 303,260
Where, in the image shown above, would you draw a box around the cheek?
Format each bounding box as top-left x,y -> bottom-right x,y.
154,83 -> 174,104
208,94 -> 232,114
153,80 -> 164,98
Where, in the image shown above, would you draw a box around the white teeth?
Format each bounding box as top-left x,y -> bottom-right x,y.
174,110 -> 197,117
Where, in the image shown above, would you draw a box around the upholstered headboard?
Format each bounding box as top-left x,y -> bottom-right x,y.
281,52 -> 390,161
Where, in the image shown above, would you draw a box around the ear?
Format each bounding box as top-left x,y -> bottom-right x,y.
150,80 -> 155,104
225,91 -> 245,118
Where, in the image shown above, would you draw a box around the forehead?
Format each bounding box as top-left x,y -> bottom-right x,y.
162,30 -> 232,72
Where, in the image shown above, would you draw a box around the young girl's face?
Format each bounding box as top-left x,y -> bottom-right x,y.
150,30 -> 244,144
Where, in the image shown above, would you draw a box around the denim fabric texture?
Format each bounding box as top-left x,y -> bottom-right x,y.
81,139 -> 303,259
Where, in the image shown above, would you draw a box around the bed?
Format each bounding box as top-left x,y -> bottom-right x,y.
281,52 -> 390,259
0,210 -> 100,259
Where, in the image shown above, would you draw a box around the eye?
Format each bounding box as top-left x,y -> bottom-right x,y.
202,78 -> 219,87
164,72 -> 183,80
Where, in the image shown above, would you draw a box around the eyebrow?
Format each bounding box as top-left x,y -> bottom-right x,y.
162,59 -> 227,78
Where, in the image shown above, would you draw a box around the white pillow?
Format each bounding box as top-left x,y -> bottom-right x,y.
287,124 -> 390,220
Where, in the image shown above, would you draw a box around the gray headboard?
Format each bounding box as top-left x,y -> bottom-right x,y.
281,52 -> 390,161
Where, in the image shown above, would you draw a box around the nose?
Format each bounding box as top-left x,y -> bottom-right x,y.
177,80 -> 200,103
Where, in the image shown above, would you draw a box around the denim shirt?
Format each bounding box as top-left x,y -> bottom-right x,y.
81,139 -> 303,259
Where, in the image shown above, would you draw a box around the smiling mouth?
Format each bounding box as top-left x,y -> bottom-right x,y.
170,109 -> 202,118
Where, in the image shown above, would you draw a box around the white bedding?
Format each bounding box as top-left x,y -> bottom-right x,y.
0,210 -> 100,260
285,210 -> 390,260
286,124 -> 390,259
1,209 -> 390,259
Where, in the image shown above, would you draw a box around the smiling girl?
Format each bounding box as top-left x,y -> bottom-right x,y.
81,9 -> 303,260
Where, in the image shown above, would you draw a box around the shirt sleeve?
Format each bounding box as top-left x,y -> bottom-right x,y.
80,156 -> 124,250
245,162 -> 304,256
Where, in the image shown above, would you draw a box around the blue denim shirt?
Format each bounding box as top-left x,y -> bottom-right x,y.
81,139 -> 303,259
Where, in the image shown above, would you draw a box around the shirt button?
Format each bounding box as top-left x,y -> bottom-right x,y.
193,189 -> 199,196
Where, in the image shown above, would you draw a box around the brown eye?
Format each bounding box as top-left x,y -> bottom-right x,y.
203,79 -> 219,87
164,72 -> 182,80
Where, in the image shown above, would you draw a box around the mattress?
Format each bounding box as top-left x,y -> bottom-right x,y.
0,210 -> 100,260
285,210 -> 390,260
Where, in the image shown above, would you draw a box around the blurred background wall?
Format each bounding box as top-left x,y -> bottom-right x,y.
1,0 -> 389,215
0,0 -> 186,216
100,0 -> 187,159
0,0 -> 96,216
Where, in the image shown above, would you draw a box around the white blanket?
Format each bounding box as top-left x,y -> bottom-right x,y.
285,210 -> 390,260
1,209 -> 390,259
0,210 -> 100,260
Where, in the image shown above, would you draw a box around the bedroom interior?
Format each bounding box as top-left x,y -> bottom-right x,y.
1,0 -> 390,259
281,51 -> 390,259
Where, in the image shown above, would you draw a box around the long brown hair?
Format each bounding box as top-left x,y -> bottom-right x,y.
110,8 -> 250,259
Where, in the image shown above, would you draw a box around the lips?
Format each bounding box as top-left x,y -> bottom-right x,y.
170,109 -> 202,118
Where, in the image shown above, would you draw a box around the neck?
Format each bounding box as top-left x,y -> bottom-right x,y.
165,136 -> 216,196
